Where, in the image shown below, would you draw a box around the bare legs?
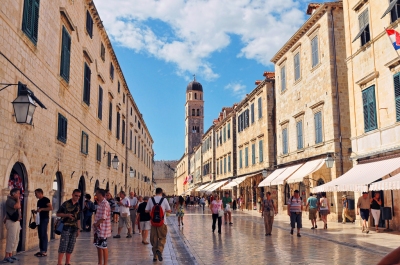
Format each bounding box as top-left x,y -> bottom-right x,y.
57,253 -> 72,265
97,248 -> 108,265
142,230 -> 149,243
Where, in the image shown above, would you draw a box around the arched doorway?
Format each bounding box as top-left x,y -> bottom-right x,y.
8,162 -> 27,252
94,180 -> 100,193
78,176 -> 86,228
51,172 -> 62,239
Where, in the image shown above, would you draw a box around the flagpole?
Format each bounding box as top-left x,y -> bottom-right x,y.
384,26 -> 400,57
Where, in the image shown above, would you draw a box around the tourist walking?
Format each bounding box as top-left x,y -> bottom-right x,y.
93,189 -> 111,265
145,188 -> 171,262
113,197 -> 120,223
33,188 -> 52,257
199,196 -> 206,212
175,196 -> 185,226
82,194 -> 95,232
128,192 -> 138,234
341,195 -> 354,224
357,192 -> 370,233
3,188 -> 21,263
222,192 -> 233,225
210,195 -> 223,234
137,196 -> 151,244
287,190 -> 303,237
113,191 -> 132,238
262,192 -> 277,236
319,192 -> 330,229
56,189 -> 82,265
305,193 -> 318,229
370,193 -> 382,232
137,196 -> 143,234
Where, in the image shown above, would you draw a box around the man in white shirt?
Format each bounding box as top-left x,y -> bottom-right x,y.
128,192 -> 138,234
145,188 -> 171,262
113,191 -> 132,238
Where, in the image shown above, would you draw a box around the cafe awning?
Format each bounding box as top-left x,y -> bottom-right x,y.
222,176 -> 248,189
313,157 -> 400,193
370,173 -> 400,191
258,168 -> 287,187
286,159 -> 325,184
196,183 -> 211,191
270,164 -> 303,186
206,181 -> 227,192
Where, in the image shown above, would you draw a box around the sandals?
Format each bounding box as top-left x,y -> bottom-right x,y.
34,252 -> 47,257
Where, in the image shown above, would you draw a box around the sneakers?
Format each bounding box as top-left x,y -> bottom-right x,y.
126,234 -> 132,238
9,257 -> 18,261
113,234 -> 121,238
2,257 -> 13,263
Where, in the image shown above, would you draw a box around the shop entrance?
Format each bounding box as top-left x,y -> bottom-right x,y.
8,162 -> 27,252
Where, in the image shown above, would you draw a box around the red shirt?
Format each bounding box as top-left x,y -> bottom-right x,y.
94,198 -> 111,238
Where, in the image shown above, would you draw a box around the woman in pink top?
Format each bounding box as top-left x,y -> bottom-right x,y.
210,195 -> 223,234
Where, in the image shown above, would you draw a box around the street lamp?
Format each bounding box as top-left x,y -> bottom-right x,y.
129,167 -> 134,178
325,154 -> 335,168
111,155 -> 119,169
262,169 -> 268,178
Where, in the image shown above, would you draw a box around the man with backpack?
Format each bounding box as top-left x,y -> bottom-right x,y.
145,188 -> 171,262
82,194 -> 95,232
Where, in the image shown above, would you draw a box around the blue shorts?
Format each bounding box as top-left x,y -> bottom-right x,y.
360,209 -> 369,221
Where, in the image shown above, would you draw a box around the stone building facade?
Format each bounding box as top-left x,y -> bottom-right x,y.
342,0 -> 400,229
270,2 -> 352,221
0,0 -> 153,253
153,160 -> 178,195
201,126 -> 215,184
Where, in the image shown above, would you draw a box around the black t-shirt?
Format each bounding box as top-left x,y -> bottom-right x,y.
37,197 -> 51,220
371,198 -> 381,210
137,202 -> 150,222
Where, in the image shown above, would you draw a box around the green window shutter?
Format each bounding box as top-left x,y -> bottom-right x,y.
239,150 -> 242,168
252,144 -> 255,165
22,0 -> 40,44
393,74 -> 400,122
297,121 -> 303,149
98,86 -> 103,120
281,66 -> 286,91
258,97 -> 262,119
86,10 -> 93,38
57,114 -> 67,143
116,112 -> 120,139
224,126 -> 226,142
311,36 -> 319,67
259,140 -> 263,163
32,0 -> 39,42
362,86 -> 377,132
224,157 -> 226,173
60,26 -> 71,82
314,112 -> 322,143
122,120 -> 125,145
108,102 -> 112,131
245,147 -> 248,167
294,53 -> 300,81
228,155 -> 231,172
251,103 -> 255,123
83,63 -> 91,105
282,128 -> 288,154
228,123 -> 230,139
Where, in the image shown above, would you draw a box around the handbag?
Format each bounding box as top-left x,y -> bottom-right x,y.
218,209 -> 224,217
55,219 -> 64,235
29,214 -> 37,229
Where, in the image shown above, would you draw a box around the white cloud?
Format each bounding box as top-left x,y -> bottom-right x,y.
225,82 -> 247,99
94,0 -> 307,81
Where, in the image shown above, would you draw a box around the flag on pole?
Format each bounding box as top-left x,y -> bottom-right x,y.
183,176 -> 188,185
386,29 -> 400,50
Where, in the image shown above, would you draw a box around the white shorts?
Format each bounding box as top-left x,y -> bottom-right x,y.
140,221 -> 151,230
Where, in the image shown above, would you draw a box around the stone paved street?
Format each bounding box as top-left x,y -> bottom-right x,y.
10,207 -> 399,265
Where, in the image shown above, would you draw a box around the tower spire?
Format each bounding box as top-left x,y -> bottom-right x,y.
193,74 -> 196,81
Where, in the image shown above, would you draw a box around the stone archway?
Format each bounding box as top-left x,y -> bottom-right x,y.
94,180 -> 100,193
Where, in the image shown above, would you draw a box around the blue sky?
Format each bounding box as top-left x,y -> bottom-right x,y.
95,0 -> 322,160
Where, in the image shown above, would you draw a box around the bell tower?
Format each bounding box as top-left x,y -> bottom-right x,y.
185,76 -> 204,155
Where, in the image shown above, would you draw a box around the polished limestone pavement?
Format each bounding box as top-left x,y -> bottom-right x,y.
9,207 -> 399,265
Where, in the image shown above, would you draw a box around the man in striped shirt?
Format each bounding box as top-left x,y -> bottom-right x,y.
287,190 -> 303,237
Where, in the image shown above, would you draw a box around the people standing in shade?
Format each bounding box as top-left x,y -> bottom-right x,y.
56,189 -> 82,265
370,193 -> 382,232
137,196 -> 151,244
287,190 -> 303,237
357,192 -> 370,234
33,188 -> 53,257
222,192 -> 233,225
82,194 -> 95,232
175,196 -> 185,227
305,193 -> 318,229
128,192 -> 138,234
341,195 -> 354,224
262,192 -> 277,236
113,191 -> 132,238
210,195 -> 223,234
319,192 -> 330,229
93,189 -> 111,265
3,188 -> 21,263
137,196 -> 143,235
145,188 -> 171,262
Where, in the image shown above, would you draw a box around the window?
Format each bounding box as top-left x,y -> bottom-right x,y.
281,66 -> 286,92
239,150 -> 243,169
110,63 -> 114,80
228,155 -> 231,172
122,120 -> 125,145
138,141 -> 140,158
108,102 -> 112,131
116,112 -> 120,139
81,131 -> 89,154
251,103 -> 255,124
311,36 -> 319,67
259,140 -> 263,163
394,73 -> 400,122
131,107 -> 133,116
258,97 -> 262,119
60,26 -> 71,82
100,42 -> 105,61
353,9 -> 370,46
134,136 -> 137,154
252,143 -> 256,165
362,86 -> 377,132
220,160 -> 222,175
314,112 -> 323,143
96,144 -> 101,162
294,52 -> 300,81
227,123 -> 231,139
22,0 -> 40,44
224,157 -> 226,174
107,152 -> 111,167
130,130 -> 133,150
238,109 -> 250,132
192,109 -> 195,116
195,93 -> 197,99
223,126 -> 226,142
123,93 -> 125,104
197,109 -> 200,116
118,81 -> 120,93
83,63 -> 91,105
282,128 -> 288,155
389,0 -> 400,23
245,147 -> 249,167
86,10 -> 93,38
98,86 -> 103,120
57,114 -> 67,143
296,121 -> 303,149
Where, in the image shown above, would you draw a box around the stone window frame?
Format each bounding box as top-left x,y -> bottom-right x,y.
292,44 -> 302,84
280,120 -> 289,156
293,111 -> 305,151
310,101 -> 325,146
